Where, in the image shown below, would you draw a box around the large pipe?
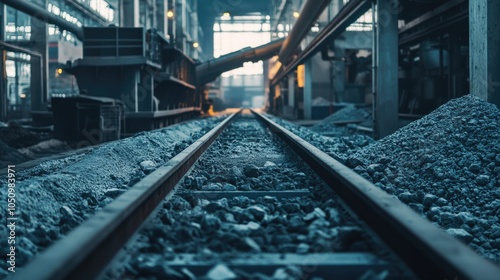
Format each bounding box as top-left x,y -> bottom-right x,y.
0,0 -> 84,41
196,38 -> 284,85
272,0 -> 371,86
278,0 -> 332,65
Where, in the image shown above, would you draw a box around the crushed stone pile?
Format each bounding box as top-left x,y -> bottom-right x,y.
17,139 -> 71,159
266,114 -> 374,163
0,140 -> 32,168
345,95 -> 500,263
0,124 -> 42,148
310,105 -> 371,137
0,116 -> 226,274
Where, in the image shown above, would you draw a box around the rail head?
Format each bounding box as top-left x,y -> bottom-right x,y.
10,111 -> 241,280
251,110 -> 500,280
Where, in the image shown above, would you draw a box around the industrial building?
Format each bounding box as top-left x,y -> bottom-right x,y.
1,1 -> 500,279
1,0 -> 495,139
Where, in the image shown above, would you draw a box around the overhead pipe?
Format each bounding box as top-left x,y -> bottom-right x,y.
277,0 -> 332,65
271,0 -> 371,86
196,38 -> 285,85
0,0 -> 84,41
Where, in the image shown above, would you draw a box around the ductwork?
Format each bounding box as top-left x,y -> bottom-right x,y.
0,0 -> 84,41
196,38 -> 284,85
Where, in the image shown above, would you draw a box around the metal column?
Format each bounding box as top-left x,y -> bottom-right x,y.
374,0 -> 398,139
157,0 -> 167,35
304,59 -> 313,120
122,0 -> 139,27
167,0 -> 175,44
30,0 -> 48,111
288,74 -> 295,107
470,0 -> 500,106
0,3 -> 6,121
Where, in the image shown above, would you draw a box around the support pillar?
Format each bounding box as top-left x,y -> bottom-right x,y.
30,0 -> 48,111
375,0 -> 398,139
167,0 -> 175,44
0,4 -> 6,121
304,59 -> 313,120
157,0 -> 168,35
288,74 -> 295,107
470,0 -> 500,106
121,0 -> 140,27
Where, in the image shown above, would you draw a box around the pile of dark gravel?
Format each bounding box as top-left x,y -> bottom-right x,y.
0,140 -> 31,168
0,116 -> 226,275
118,194 -> 374,280
0,124 -> 42,149
310,105 -> 371,136
265,114 -> 374,162
138,194 -> 370,254
343,95 -> 500,263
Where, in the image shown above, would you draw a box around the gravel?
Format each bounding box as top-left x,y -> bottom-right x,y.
111,114 -> 398,279
0,140 -> 31,168
310,105 -> 371,136
336,95 -> 499,264
0,115 -> 227,273
265,114 -> 374,163
263,95 -> 500,264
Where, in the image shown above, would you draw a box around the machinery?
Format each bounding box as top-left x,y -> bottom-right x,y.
66,26 -> 198,135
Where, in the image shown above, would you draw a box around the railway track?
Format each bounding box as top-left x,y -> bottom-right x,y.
12,110 -> 500,280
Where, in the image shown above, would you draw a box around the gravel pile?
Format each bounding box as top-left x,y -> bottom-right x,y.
0,124 -> 42,149
265,114 -> 374,163
342,95 -> 500,263
0,116 -> 226,275
309,105 -> 371,137
17,139 -> 71,159
0,140 -> 31,168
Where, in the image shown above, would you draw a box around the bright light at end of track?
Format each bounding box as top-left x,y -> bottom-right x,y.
166,10 -> 174,19
192,42 -> 199,48
293,12 -> 300,18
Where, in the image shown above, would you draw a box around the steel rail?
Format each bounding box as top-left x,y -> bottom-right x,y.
11,111 -> 241,280
251,110 -> 500,280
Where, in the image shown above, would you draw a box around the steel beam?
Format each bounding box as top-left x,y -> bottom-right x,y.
399,0 -> 467,47
121,0 -> 140,27
278,0 -> 331,65
0,0 -> 84,41
374,0 -> 398,139
303,59 -> 312,120
470,0 -> 500,107
30,0 -> 48,112
0,3 -> 6,121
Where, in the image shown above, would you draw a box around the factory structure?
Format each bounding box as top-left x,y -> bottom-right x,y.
1,0 -> 500,279
1,0 -> 494,140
